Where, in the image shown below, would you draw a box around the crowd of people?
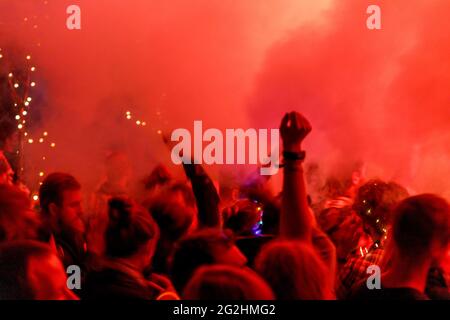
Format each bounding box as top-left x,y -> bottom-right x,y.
0,111 -> 449,300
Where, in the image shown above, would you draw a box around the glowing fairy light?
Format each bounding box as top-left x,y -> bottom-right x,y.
32,195 -> 39,201
24,101 -> 30,107
28,139 -> 34,144
43,132 -> 48,137
50,143 -> 56,148
26,55 -> 31,60
141,122 -> 146,126
27,97 -> 32,102
8,73 -> 13,78
39,138 -> 44,143
24,132 -> 28,137
39,172 -> 44,177
136,120 -> 141,126
42,156 -> 46,160
22,111 -> 27,116
0,54 -> 3,59
14,83 -> 19,88
31,66 -> 36,72
157,130 -> 162,135
15,115 -> 20,120
31,82 -> 36,87
126,115 -> 132,120
18,124 -> 23,129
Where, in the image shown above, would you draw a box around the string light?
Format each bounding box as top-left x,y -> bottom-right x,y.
32,195 -> 39,201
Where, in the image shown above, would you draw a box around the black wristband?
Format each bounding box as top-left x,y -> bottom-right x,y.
283,150 -> 306,161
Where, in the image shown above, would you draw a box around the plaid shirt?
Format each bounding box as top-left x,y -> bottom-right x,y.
337,243 -> 384,300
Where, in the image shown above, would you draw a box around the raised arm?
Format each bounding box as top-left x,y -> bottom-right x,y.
279,112 -> 313,241
182,162 -> 220,229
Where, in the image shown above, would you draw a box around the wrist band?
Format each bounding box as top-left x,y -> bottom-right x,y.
283,151 -> 306,161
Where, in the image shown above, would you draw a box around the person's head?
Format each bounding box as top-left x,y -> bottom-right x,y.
183,265 -> 274,300
146,198 -> 195,273
0,119 -> 18,153
39,172 -> 84,235
171,228 -> 247,293
391,194 -> 450,265
318,206 -> 363,260
255,241 -> 334,300
222,199 -> 264,236
353,180 -> 409,240
0,184 -> 41,242
105,197 -> 159,270
0,241 -> 77,300
143,164 -> 172,192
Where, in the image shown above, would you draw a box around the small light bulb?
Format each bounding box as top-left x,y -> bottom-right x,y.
26,55 -> 31,60
15,115 -> 20,120
39,172 -> 44,177
31,82 -> 36,87
39,138 -> 44,143
22,111 -> 27,116
43,132 -> 48,136
14,83 -> 19,88
51,143 -> 56,148
18,124 -> 23,129
136,120 -> 141,125
157,130 -> 162,135
31,67 -> 36,72
28,139 -> 34,144
8,73 -> 13,78
24,132 -> 28,136
24,101 -> 30,107
27,97 -> 32,102
33,195 -> 39,201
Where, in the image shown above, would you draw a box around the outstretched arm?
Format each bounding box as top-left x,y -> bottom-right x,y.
279,112 -> 313,241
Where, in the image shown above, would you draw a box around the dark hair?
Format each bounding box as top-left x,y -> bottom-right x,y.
255,241 -> 334,300
105,197 -> 159,258
183,265 -> 274,300
353,180 -> 409,236
223,199 -> 263,236
0,240 -> 53,299
170,228 -> 234,293
392,194 -> 450,259
147,199 -> 195,274
39,172 -> 81,214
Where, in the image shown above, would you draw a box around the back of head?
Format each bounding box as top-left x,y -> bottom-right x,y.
105,197 -> 159,259
39,172 -> 81,214
0,184 -> 41,242
183,265 -> 274,300
0,240 -> 53,299
148,199 -> 194,242
171,228 -> 234,293
392,194 -> 450,261
223,199 -> 263,236
255,241 -> 334,300
353,180 -> 409,237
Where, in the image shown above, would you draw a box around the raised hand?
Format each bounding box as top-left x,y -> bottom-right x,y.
280,112 -> 312,153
